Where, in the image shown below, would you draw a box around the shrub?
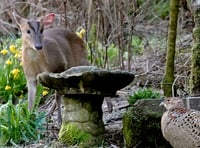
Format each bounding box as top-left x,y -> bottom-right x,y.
131,36 -> 143,55
128,88 -> 161,105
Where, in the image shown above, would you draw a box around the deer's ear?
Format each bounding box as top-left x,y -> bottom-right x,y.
12,12 -> 25,26
41,13 -> 55,28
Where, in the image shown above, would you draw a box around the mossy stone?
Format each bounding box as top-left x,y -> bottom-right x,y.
122,99 -> 172,148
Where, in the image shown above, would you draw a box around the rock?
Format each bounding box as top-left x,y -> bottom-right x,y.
122,99 -> 172,148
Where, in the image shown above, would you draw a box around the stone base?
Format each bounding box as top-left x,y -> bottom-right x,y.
59,96 -> 105,147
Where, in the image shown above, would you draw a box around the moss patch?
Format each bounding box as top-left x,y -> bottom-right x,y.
59,123 -> 91,146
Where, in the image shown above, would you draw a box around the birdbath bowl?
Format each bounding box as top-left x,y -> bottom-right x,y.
37,66 -> 134,147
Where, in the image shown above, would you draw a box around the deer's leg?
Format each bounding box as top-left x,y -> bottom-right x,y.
55,91 -> 62,125
105,98 -> 113,113
48,98 -> 56,115
27,80 -> 37,112
48,91 -> 62,125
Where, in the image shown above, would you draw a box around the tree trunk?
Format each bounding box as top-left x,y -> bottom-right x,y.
187,1 -> 200,95
162,0 -> 179,97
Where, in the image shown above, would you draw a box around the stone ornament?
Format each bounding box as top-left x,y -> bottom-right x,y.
37,65 -> 134,147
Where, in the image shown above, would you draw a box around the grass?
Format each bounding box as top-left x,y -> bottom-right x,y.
0,100 -> 46,146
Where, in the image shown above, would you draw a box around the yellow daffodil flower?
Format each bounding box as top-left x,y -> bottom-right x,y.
14,51 -> 22,59
76,28 -> 86,39
9,45 -> 17,54
42,90 -> 49,96
6,59 -> 12,65
11,68 -> 20,80
1,49 -> 8,55
5,85 -> 11,91
19,94 -> 23,99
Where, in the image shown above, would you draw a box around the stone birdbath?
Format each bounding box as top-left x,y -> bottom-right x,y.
37,66 -> 134,147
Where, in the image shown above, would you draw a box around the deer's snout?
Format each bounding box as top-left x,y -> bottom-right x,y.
35,44 -> 43,50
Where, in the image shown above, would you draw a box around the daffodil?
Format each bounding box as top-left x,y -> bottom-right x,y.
5,85 -> 11,91
76,28 -> 86,39
9,45 -> 17,54
14,51 -> 22,59
0,49 -> 8,55
6,59 -> 12,65
19,94 -> 23,99
19,62 -> 23,66
42,90 -> 49,96
11,68 -> 20,80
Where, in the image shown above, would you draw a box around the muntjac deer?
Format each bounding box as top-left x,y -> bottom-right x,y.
13,13 -> 89,124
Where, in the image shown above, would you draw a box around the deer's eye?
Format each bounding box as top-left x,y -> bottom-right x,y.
27,30 -> 31,34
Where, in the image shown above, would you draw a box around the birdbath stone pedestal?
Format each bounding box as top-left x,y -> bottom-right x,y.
37,66 -> 134,147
